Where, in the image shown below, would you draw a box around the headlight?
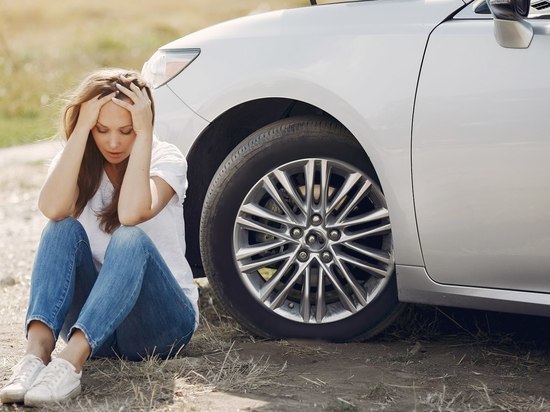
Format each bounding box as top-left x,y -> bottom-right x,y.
142,48 -> 200,89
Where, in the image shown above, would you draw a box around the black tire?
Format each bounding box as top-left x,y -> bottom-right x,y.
200,116 -> 403,341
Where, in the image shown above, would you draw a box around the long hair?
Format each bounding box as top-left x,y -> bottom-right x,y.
61,68 -> 155,233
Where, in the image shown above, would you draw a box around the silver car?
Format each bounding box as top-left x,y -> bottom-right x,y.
142,0 -> 550,340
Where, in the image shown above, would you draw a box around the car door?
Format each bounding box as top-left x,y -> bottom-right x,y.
412,5 -> 550,292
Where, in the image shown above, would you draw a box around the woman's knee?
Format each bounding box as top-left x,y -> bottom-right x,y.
42,217 -> 86,241
109,226 -> 151,251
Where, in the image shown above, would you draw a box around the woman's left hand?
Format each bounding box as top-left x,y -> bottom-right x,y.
112,83 -> 153,137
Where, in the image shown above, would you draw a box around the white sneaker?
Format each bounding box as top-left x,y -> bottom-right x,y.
0,354 -> 45,404
24,358 -> 82,407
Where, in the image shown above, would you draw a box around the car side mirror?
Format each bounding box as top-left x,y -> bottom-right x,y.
487,0 -> 533,48
489,0 -> 530,19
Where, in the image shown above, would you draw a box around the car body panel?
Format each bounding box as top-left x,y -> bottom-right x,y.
413,17 -> 550,292
164,0 -> 465,122
397,264 -> 550,316
152,85 -> 210,156
152,0 -> 466,267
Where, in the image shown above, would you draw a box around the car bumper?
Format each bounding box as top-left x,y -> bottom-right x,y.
151,84 -> 210,157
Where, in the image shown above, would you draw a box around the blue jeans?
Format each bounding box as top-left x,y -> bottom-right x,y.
26,218 -> 196,361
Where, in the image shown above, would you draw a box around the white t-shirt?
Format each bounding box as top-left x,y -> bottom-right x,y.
48,137 -> 199,328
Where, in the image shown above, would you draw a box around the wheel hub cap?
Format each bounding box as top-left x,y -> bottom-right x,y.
303,229 -> 326,252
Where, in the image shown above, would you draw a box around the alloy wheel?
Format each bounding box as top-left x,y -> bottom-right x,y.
233,158 -> 394,324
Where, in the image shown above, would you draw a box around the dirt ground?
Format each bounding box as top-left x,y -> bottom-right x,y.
1,141 -> 549,411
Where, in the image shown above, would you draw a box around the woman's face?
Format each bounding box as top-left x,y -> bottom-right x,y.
91,100 -> 136,165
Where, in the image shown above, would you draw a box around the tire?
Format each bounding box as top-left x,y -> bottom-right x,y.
200,116 -> 403,341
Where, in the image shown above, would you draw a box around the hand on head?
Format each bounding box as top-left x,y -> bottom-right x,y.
74,79 -> 153,139
76,92 -> 117,133
111,82 -> 154,137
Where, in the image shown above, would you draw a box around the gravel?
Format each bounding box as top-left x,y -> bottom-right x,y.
0,140 -> 61,286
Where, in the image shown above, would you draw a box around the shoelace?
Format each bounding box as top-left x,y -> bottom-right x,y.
31,361 -> 66,389
9,357 -> 42,384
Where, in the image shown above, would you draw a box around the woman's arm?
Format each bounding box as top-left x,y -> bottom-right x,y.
38,93 -> 116,220
115,83 -> 175,226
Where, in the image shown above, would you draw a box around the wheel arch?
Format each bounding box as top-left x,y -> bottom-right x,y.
184,97 -> 378,274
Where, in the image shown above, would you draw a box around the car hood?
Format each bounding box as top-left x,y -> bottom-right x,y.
161,0 -> 466,50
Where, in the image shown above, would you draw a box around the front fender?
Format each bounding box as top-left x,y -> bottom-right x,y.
161,0 -> 465,267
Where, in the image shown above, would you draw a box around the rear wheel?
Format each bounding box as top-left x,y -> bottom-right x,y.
200,116 -> 402,340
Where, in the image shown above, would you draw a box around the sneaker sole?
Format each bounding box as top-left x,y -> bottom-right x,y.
24,385 -> 81,407
0,391 -> 25,405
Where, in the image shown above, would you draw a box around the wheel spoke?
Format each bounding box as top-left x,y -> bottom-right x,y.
335,180 -> 372,224
332,255 -> 369,306
317,258 -> 357,313
239,249 -> 296,272
236,215 -> 294,242
326,172 -> 362,216
337,252 -> 389,278
269,261 -> 309,309
262,177 -> 300,224
340,242 -> 391,265
300,266 -> 311,323
320,159 -> 330,213
315,268 -> 326,322
304,160 -> 315,213
259,251 -> 300,301
273,169 -> 307,215
235,239 -> 289,260
240,202 -> 295,226
337,222 -> 391,243
330,207 -> 389,229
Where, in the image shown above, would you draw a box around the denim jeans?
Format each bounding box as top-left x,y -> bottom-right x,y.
26,218 -> 196,361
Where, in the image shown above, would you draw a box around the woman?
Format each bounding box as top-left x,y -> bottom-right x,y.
0,69 -> 198,407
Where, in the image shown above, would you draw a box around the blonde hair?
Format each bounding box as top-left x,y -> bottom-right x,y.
62,68 -> 155,233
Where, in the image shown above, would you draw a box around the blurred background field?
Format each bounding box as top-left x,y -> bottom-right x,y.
0,0 -> 306,148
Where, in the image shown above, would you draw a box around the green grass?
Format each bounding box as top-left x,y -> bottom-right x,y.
0,116 -> 56,147
0,0 -> 306,148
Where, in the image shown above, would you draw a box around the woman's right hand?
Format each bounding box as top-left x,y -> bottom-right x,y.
75,92 -> 117,133
39,91 -> 116,220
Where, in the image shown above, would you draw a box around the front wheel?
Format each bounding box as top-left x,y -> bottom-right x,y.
200,116 -> 403,341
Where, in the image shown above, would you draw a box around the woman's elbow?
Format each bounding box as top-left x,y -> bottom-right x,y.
39,207 -> 72,222
118,210 -> 147,226
38,199 -> 72,221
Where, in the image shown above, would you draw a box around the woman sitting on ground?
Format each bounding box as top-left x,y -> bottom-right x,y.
0,68 -> 198,407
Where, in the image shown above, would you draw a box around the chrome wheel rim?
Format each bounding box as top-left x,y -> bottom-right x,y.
233,158 -> 394,324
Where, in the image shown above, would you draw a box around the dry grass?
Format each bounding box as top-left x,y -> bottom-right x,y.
373,305 -> 550,412
380,303 -> 550,349
0,0 -> 307,148
15,281 -> 286,412
418,383 -> 548,412
1,280 -> 549,411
